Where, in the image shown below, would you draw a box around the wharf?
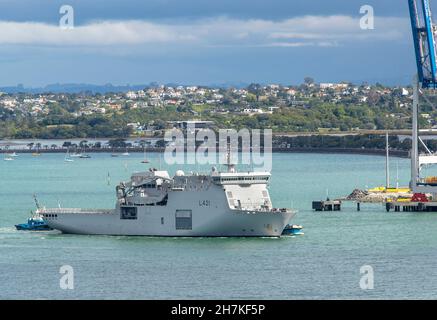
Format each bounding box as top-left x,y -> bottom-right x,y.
385,193 -> 437,212
312,199 -> 341,211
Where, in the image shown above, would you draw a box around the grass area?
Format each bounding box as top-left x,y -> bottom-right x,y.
192,104 -> 215,113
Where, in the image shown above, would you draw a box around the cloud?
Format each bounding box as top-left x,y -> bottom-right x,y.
0,15 -> 409,48
0,21 -> 195,46
265,41 -> 339,48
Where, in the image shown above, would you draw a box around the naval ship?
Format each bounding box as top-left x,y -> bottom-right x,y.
39,154 -> 295,237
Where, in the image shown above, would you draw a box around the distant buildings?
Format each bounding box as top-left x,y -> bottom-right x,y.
319,83 -> 349,90
169,120 -> 215,130
0,81 -> 416,130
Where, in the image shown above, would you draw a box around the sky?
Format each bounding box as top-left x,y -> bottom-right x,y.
0,0 -> 431,87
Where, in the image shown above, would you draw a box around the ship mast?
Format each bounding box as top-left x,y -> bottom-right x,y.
225,142 -> 236,173
386,131 -> 390,189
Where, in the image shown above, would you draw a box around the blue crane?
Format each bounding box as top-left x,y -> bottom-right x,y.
409,0 -> 437,88
408,0 -> 437,195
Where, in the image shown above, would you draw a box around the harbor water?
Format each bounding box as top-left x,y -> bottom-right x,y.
1,153 -> 437,299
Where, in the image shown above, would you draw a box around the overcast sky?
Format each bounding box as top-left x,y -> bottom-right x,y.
0,0 -> 430,87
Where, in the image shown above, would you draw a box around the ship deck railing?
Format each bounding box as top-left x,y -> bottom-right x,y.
39,208 -> 114,214
232,207 -> 295,214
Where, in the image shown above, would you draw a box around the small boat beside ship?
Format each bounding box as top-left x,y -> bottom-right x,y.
15,196 -> 52,231
281,224 -> 304,236
15,213 -> 52,231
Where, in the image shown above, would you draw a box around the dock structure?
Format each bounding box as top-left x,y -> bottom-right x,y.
312,200 -> 341,211
386,201 -> 437,212
342,1 -> 437,214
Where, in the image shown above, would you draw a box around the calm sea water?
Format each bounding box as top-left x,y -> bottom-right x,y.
1,152 -> 437,299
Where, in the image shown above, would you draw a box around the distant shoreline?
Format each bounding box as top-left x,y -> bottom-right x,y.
0,147 -> 409,158
273,147 -> 408,158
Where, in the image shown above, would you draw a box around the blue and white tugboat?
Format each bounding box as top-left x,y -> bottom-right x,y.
15,212 -> 53,231
281,224 -> 304,236
15,195 -> 53,231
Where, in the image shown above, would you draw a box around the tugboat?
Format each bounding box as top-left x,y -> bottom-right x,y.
281,224 -> 304,236
15,212 -> 53,231
15,195 -> 53,231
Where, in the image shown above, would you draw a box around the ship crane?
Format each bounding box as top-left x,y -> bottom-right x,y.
408,0 -> 437,194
